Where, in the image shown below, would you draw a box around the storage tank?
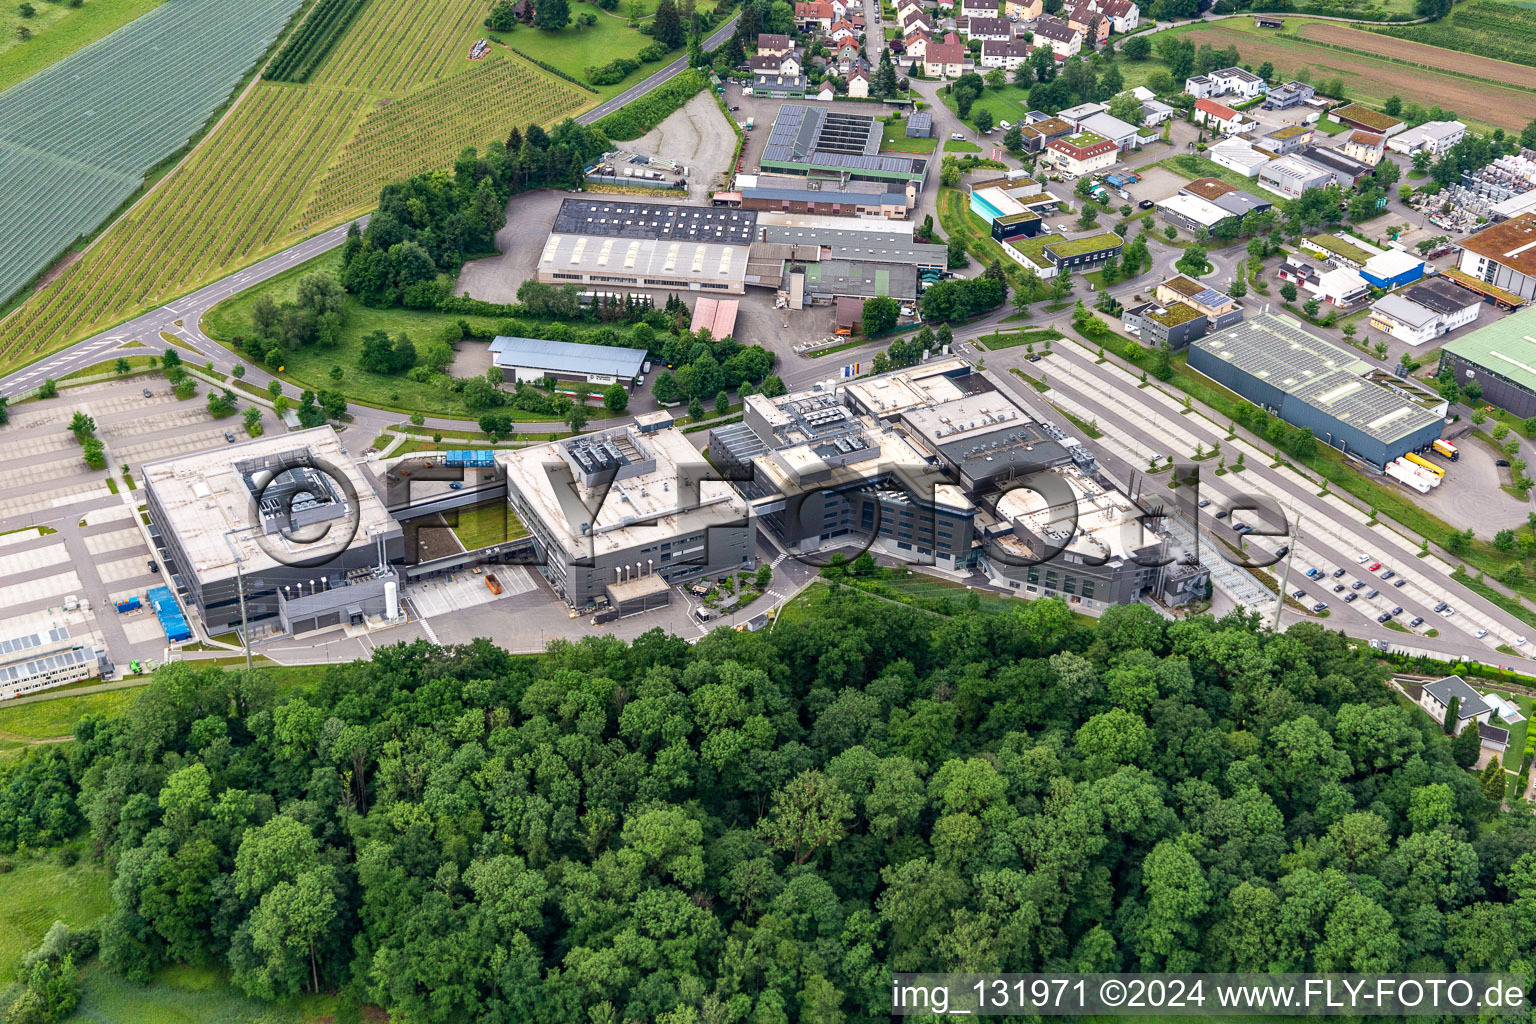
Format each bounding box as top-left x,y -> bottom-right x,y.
385,580 -> 399,621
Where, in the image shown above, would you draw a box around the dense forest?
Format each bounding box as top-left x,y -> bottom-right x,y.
4,598 -> 1536,1022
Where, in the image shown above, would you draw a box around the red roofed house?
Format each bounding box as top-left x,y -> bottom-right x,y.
1046,130 -> 1118,175
829,16 -> 858,41
796,0 -> 835,31
924,37 -> 969,78
902,26 -> 931,58
1342,130 -> 1387,166
1066,3 -> 1108,46
1194,97 -> 1246,135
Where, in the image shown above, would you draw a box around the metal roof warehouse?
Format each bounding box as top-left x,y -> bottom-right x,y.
489,336 -> 648,384
1188,312 -> 1445,467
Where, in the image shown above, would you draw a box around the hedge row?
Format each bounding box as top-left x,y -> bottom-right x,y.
594,68 -> 708,140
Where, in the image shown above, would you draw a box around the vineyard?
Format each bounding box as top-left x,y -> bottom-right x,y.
1371,1 -> 1536,70
0,0 -> 303,307
300,59 -> 588,227
264,0 -> 373,82
311,0 -> 490,92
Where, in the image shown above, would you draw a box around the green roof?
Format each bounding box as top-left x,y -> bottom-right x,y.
1045,232 -> 1122,258
1269,124 -> 1309,139
996,210 -> 1042,225
1306,233 -> 1378,266
1064,131 -> 1108,148
1148,301 -> 1203,327
1443,304 -> 1536,394
1333,103 -> 1404,133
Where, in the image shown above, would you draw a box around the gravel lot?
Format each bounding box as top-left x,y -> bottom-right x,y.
626,90 -> 739,193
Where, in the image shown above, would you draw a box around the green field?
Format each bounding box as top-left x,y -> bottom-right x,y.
0,0 -> 164,95
0,689 -> 137,749
446,502 -> 530,550
0,0 -> 592,377
68,963 -> 334,1024
203,250 -> 579,420
501,15 -> 658,99
881,118 -> 938,153
0,856 -> 111,982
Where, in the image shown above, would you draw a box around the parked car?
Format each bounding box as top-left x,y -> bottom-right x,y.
1137,199 -> 1154,209
1380,569 -> 1395,580
1366,589 -> 1379,599
1275,546 -> 1289,558
224,432 -> 235,443
1344,593 -> 1357,603
1215,510 -> 1228,519
1497,459 -> 1511,467
1409,617 -> 1424,628
1517,636 -> 1528,646
1368,561 -> 1382,572
951,132 -> 967,141
1441,607 -> 1456,617
142,388 -> 153,398
1313,602 -> 1328,612
1306,568 -> 1322,579
1333,584 -> 1346,593
1332,568 -> 1346,578
1391,606 -> 1403,616
1377,612 -> 1393,623
1434,601 -> 1449,612
449,482 -> 463,490
1198,498 -> 1211,507
1476,628 -> 1490,638
1356,553 -> 1370,563
147,560 -> 158,574
1394,578 -> 1408,588
1293,589 -> 1307,599
1351,580 -> 1366,590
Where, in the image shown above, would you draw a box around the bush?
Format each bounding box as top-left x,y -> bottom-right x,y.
587,56 -> 641,85
594,68 -> 708,140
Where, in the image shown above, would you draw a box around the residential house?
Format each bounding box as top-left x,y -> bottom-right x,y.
902,27 -> 931,58
828,17 -> 858,42
1258,154 -> 1332,198
1264,80 -> 1314,109
1193,97 -> 1250,135
1367,278 -> 1481,345
1386,120 -> 1467,158
817,80 -> 837,101
1292,264 -> 1369,306
1139,98 -> 1174,126
1415,676 -> 1496,731
979,38 -> 1032,69
1341,131 -> 1386,166
960,0 -> 997,17
924,39 -> 969,77
1331,103 -> 1406,137
1208,137 -> 1270,178
835,39 -> 863,68
1259,123 -> 1312,156
847,67 -> 870,97
757,33 -> 794,56
1004,0 -> 1042,17
795,0 -> 836,31
749,53 -> 803,76
1066,3 -> 1108,46
1078,111 -> 1139,152
1028,115 -> 1075,145
1458,212 -> 1536,302
1057,101 -> 1108,124
1184,66 -> 1266,100
1046,130 -> 1118,175
1298,146 -> 1372,189
900,6 -> 931,33
1030,16 -> 1081,56
963,15 -> 1013,40
1100,0 -> 1139,33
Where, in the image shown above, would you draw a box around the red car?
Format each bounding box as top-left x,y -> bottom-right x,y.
1368,562 -> 1382,572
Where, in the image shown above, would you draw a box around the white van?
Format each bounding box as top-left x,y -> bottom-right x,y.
999,119 -> 1012,130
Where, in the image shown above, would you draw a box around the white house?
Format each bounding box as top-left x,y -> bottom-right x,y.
1057,101 -> 1108,124
1140,98 -> 1174,126
1209,137 -> 1270,178
1030,16 -> 1081,56
1100,0 -> 1139,33
1366,278 -> 1481,345
963,15 -> 1013,40
1184,66 -> 1266,101
1386,120 -> 1467,159
1193,98 -> 1251,135
748,53 -> 803,76
1416,675 -> 1495,730
979,38 -> 1031,69
1313,266 -> 1370,307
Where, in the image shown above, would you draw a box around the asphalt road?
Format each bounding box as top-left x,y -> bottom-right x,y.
581,14 -> 740,123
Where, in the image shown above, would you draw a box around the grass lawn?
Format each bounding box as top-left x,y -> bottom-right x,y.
977,327 -> 1063,350
501,16 -> 657,99
937,83 -> 1034,132
0,855 -> 112,982
445,502 -> 529,550
1312,116 -> 1352,136
881,118 -> 937,153
1158,153 -> 1288,204
945,139 -> 981,153
0,0 -> 164,94
202,250 -> 575,420
0,690 -> 137,745
71,963 -> 336,1024
59,355 -> 158,383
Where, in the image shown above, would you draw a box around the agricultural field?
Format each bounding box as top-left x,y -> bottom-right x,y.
0,0 -> 304,308
1369,1 -> 1536,70
1165,19 -> 1536,131
264,0 -> 371,82
0,0 -> 164,94
0,0 -> 594,377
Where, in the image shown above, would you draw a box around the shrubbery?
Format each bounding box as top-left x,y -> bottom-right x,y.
593,68 -> 708,140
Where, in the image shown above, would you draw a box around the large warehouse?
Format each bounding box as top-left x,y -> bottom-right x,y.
489,335 -> 648,386
1439,304 -> 1536,417
499,423 -> 754,609
1188,313 -> 1446,467
759,104 -> 930,185
536,199 -> 755,294
143,427 -> 404,637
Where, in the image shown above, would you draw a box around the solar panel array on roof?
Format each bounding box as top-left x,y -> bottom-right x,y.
906,111 -> 933,138
551,199 -> 757,244
0,646 -> 91,684
761,104 -> 927,180
0,625 -> 68,658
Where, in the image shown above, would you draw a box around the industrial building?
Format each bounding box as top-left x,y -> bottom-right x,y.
1366,278 -> 1481,346
728,172 -> 916,218
1258,155 -> 1333,199
710,359 -> 1209,610
143,427 -> 405,638
1155,275 -> 1245,331
1458,213 -> 1536,303
967,176 -> 1060,240
0,609 -> 108,701
1122,299 -> 1209,349
760,104 -> 930,185
1002,230 -> 1123,278
1439,303 -> 1536,417
1156,193 -> 1234,234
1188,313 -> 1447,468
536,199 -> 756,294
489,335 -> 648,385
499,423 -> 754,609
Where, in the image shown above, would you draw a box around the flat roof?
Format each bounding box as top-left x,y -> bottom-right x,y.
843,356 -> 975,415
1157,192 -> 1231,228
1306,232 -> 1384,266
1192,313 -> 1443,443
538,233 -> 750,285
795,258 -> 919,299
1333,103 -> 1404,133
489,335 -> 648,378
498,425 -> 747,558
552,199 -> 757,244
758,222 -> 946,265
1183,177 -> 1236,201
1371,293 -> 1440,330
1161,275 -> 1232,308
1404,277 -> 1481,315
1461,213 -> 1536,278
1442,303 -> 1536,393
993,464 -> 1145,561
143,426 -> 394,585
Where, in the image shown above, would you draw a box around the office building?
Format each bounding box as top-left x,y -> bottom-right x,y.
0,610 -> 108,701
144,427 -> 404,637
500,424 -> 754,608
1367,278 -> 1480,346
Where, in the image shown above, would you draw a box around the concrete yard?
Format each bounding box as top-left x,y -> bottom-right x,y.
626,89 -> 740,194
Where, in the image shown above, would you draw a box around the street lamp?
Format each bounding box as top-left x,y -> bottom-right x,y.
224,527 -> 257,675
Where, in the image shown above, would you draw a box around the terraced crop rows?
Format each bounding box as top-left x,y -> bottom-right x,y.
0,0 -> 303,306
311,0 -> 487,93
0,85 -> 366,368
300,59 -> 588,227
264,0 -> 373,82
